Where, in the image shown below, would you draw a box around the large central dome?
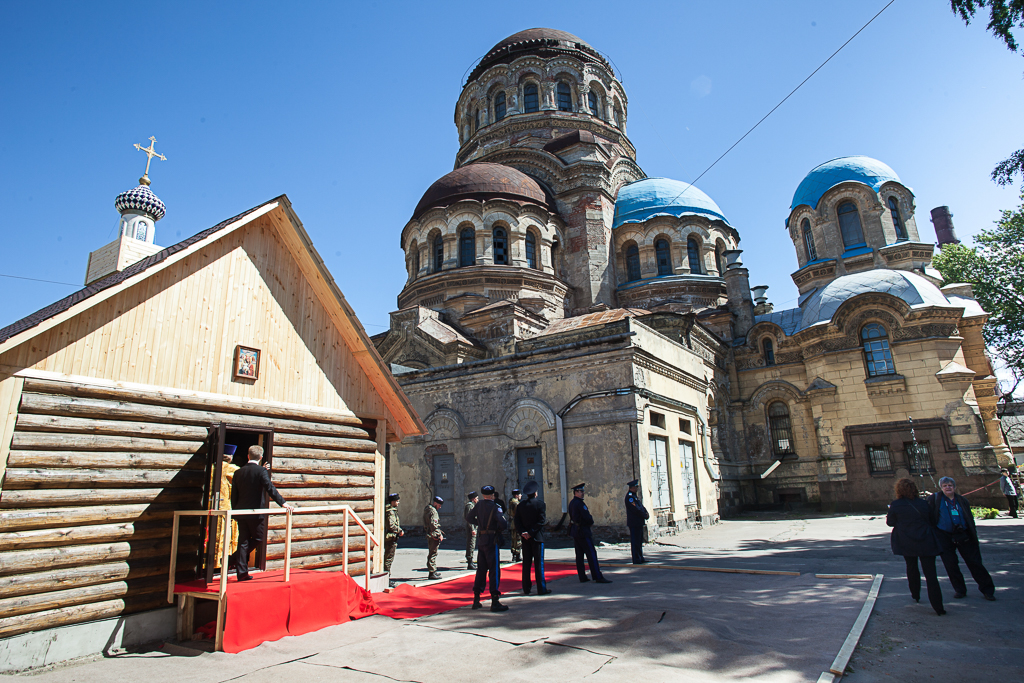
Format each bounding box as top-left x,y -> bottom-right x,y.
412,163 -> 554,219
466,28 -> 608,84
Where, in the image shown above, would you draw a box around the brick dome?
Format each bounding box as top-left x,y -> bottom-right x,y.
412,163 -> 555,219
466,28 -> 609,84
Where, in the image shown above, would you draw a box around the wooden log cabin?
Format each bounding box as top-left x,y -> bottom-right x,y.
0,194 -> 425,667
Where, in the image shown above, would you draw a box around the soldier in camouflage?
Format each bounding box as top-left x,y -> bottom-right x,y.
424,495 -> 445,580
464,491 -> 479,570
384,493 -> 403,581
508,489 -> 522,562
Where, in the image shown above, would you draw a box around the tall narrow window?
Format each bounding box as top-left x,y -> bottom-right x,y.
862,323 -> 896,377
837,201 -> 865,248
459,228 -> 475,267
474,109 -> 480,132
494,92 -> 506,121
525,232 -> 537,269
626,244 -> 641,282
715,246 -> 724,275
768,402 -> 794,455
802,218 -> 818,262
654,239 -> 672,275
614,105 -> 623,128
492,227 -> 508,265
687,238 -> 702,274
135,221 -> 148,241
412,247 -> 420,277
763,338 -> 776,366
433,235 -> 444,272
588,90 -> 598,115
556,82 -> 572,111
524,83 -> 539,113
888,197 -> 907,240
551,241 -> 559,278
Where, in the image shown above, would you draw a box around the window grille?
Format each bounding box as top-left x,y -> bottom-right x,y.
768,402 -> 794,455
493,228 -> 507,265
905,441 -> 934,473
867,445 -> 893,473
655,239 -> 672,275
862,323 -> 896,376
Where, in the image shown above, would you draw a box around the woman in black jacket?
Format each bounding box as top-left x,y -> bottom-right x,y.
886,478 -> 946,615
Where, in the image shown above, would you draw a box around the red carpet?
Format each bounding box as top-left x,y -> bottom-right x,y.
373,562 -> 580,619
175,569 -> 378,653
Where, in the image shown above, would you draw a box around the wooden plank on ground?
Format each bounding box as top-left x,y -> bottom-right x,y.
829,574 -> 883,676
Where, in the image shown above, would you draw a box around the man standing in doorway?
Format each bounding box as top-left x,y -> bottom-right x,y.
567,483 -> 611,584
464,492 -> 479,570
424,495 -> 445,580
466,485 -> 508,612
508,489 -> 522,563
999,469 -> 1018,518
625,479 -> 649,564
231,445 -> 293,582
515,480 -> 550,595
384,493 -> 404,581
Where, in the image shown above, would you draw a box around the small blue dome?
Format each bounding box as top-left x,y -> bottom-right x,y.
791,156 -> 904,211
613,178 -> 730,229
115,184 -> 166,221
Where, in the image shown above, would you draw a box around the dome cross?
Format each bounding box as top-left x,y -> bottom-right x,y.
133,136 -> 167,186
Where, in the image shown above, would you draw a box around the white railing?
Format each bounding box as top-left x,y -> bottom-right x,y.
167,505 -> 379,605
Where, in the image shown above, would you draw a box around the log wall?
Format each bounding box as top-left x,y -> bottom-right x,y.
0,377 -> 378,639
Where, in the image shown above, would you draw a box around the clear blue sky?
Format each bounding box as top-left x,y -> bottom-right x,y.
2,0 -> 1022,343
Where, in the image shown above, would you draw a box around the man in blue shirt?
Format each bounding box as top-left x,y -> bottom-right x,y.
927,476 -> 995,600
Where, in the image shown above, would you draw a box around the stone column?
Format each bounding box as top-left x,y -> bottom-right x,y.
638,244 -> 657,279
723,250 -> 755,339
541,82 -> 555,110
540,237 -> 554,274
442,234 -> 458,270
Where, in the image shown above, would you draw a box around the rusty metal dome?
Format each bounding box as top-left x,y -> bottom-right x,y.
465,28 -> 609,85
412,163 -> 555,219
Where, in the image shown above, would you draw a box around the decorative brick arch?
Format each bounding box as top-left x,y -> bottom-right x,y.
501,399 -> 556,440
748,380 -> 804,409
424,408 -> 465,441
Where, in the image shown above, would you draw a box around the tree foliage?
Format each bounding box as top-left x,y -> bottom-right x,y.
950,0 -> 1024,188
932,195 -> 1024,388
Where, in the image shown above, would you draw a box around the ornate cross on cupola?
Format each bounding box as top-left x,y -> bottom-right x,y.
133,136 -> 167,186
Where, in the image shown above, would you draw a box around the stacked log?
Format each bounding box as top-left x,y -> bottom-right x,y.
0,378 -> 378,639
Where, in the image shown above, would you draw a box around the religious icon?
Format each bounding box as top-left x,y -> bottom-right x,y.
234,345 -> 260,380
527,468 -> 535,478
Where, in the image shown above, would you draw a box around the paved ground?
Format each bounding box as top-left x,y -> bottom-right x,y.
8,514 -> 1022,682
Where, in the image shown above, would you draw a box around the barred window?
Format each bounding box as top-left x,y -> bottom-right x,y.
837,201 -> 865,248
768,402 -> 794,455
862,323 -> 896,377
524,83 -> 539,113
867,445 -> 893,473
493,227 -> 507,265
802,218 -> 817,261
687,238 -> 702,274
557,82 -> 572,111
889,197 -> 908,240
626,244 -> 641,282
525,232 -> 537,269
494,92 -> 506,121
433,235 -> 444,272
655,239 -> 672,275
459,228 -> 475,267
905,441 -> 934,473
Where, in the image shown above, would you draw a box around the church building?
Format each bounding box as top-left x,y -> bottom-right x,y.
373,28 -> 1011,531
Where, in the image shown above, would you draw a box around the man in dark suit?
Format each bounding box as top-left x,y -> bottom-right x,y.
514,480 -> 550,595
567,483 -> 611,584
624,479 -> 650,564
465,485 -> 508,612
231,445 -> 293,581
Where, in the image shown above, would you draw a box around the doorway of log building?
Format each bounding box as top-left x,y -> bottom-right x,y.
202,423 -> 275,583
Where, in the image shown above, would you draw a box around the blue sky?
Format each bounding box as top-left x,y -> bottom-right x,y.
1,0 -> 1022,345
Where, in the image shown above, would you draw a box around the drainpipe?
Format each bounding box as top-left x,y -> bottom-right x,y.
556,414 -> 568,514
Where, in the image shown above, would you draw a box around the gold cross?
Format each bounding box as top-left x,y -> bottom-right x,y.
133,136 -> 167,185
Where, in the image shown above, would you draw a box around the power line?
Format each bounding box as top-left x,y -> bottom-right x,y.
0,273 -> 80,287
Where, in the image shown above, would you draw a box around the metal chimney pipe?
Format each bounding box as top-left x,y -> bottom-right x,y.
930,206 -> 960,247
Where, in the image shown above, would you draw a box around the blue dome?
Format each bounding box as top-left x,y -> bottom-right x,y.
613,178 -> 730,229
791,156 -> 904,211
115,184 -> 166,221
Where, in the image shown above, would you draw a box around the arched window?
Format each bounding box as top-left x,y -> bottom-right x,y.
493,227 -> 508,265
687,238 -> 702,274
768,402 -> 794,455
763,338 -> 776,366
551,240 -> 559,277
802,218 -> 817,261
888,197 -> 907,240
135,220 -> 148,241
626,244 -> 641,282
715,245 -> 725,275
474,109 -> 480,132
556,82 -> 572,111
411,245 -> 420,277
862,323 -> 896,377
655,239 -> 672,276
837,201 -> 865,248
433,234 -> 444,272
459,228 -> 475,267
524,83 -> 539,113
588,90 -> 598,115
525,232 -> 537,269
614,105 -> 623,128
494,92 -> 506,121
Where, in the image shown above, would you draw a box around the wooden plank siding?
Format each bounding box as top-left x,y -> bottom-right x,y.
0,377 -> 379,639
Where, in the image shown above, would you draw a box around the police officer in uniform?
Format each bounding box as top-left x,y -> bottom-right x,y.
567,483 -> 611,584
465,485 -> 509,612
514,480 -> 550,595
384,493 -> 403,580
423,495 -> 445,580
625,479 -> 650,564
508,489 -> 522,562
464,492 -> 478,570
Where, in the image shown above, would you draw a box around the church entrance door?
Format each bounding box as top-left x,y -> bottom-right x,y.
648,436 -> 671,510
517,447 -> 543,501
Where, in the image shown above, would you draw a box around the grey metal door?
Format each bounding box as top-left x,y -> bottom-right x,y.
433,455 -> 454,515
648,436 -> 671,509
680,440 -> 698,506
517,447 -> 543,501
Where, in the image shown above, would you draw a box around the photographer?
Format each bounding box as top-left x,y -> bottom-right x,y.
927,476 -> 996,601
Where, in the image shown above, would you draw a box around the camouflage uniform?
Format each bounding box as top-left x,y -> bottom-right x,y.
423,504 -> 443,575
384,505 -> 402,573
508,496 -> 522,562
464,499 -> 478,566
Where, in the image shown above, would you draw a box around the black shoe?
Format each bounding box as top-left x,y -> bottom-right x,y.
579,577 -> 591,583
427,573 -> 442,580
595,578 -> 612,584
468,563 -> 477,570
537,588 -> 552,595
935,609 -> 947,616
984,594 -> 996,601
237,574 -> 253,582
954,592 -> 966,599
912,596 -> 920,603
490,600 -> 509,613
472,595 -> 483,610
523,589 -> 531,595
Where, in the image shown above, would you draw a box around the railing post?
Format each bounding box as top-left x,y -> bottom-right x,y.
364,528 -> 370,591
343,506 -> 350,575
167,512 -> 180,604
284,507 -> 293,582
219,512 -> 231,599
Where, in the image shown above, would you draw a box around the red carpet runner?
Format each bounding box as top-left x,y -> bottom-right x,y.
175,569 -> 378,653
373,562 -> 580,619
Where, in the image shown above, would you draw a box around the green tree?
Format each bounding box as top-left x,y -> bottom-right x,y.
951,0 -> 1024,187
932,194 -> 1024,389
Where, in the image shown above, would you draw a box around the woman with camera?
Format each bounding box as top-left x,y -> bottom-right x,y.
887,478 -> 946,615
927,476 -> 996,601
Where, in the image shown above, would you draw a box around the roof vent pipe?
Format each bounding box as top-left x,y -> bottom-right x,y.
931,206 -> 961,247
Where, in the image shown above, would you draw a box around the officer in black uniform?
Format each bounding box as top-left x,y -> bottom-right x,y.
566,483 -> 611,584
465,484 -> 509,612
514,480 -> 550,595
625,479 -> 650,564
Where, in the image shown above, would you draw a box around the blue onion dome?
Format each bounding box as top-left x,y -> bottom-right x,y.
115,184 -> 166,221
791,156 -> 904,211
613,177 -> 731,229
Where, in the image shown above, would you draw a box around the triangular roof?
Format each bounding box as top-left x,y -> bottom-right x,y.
0,195 -> 426,440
